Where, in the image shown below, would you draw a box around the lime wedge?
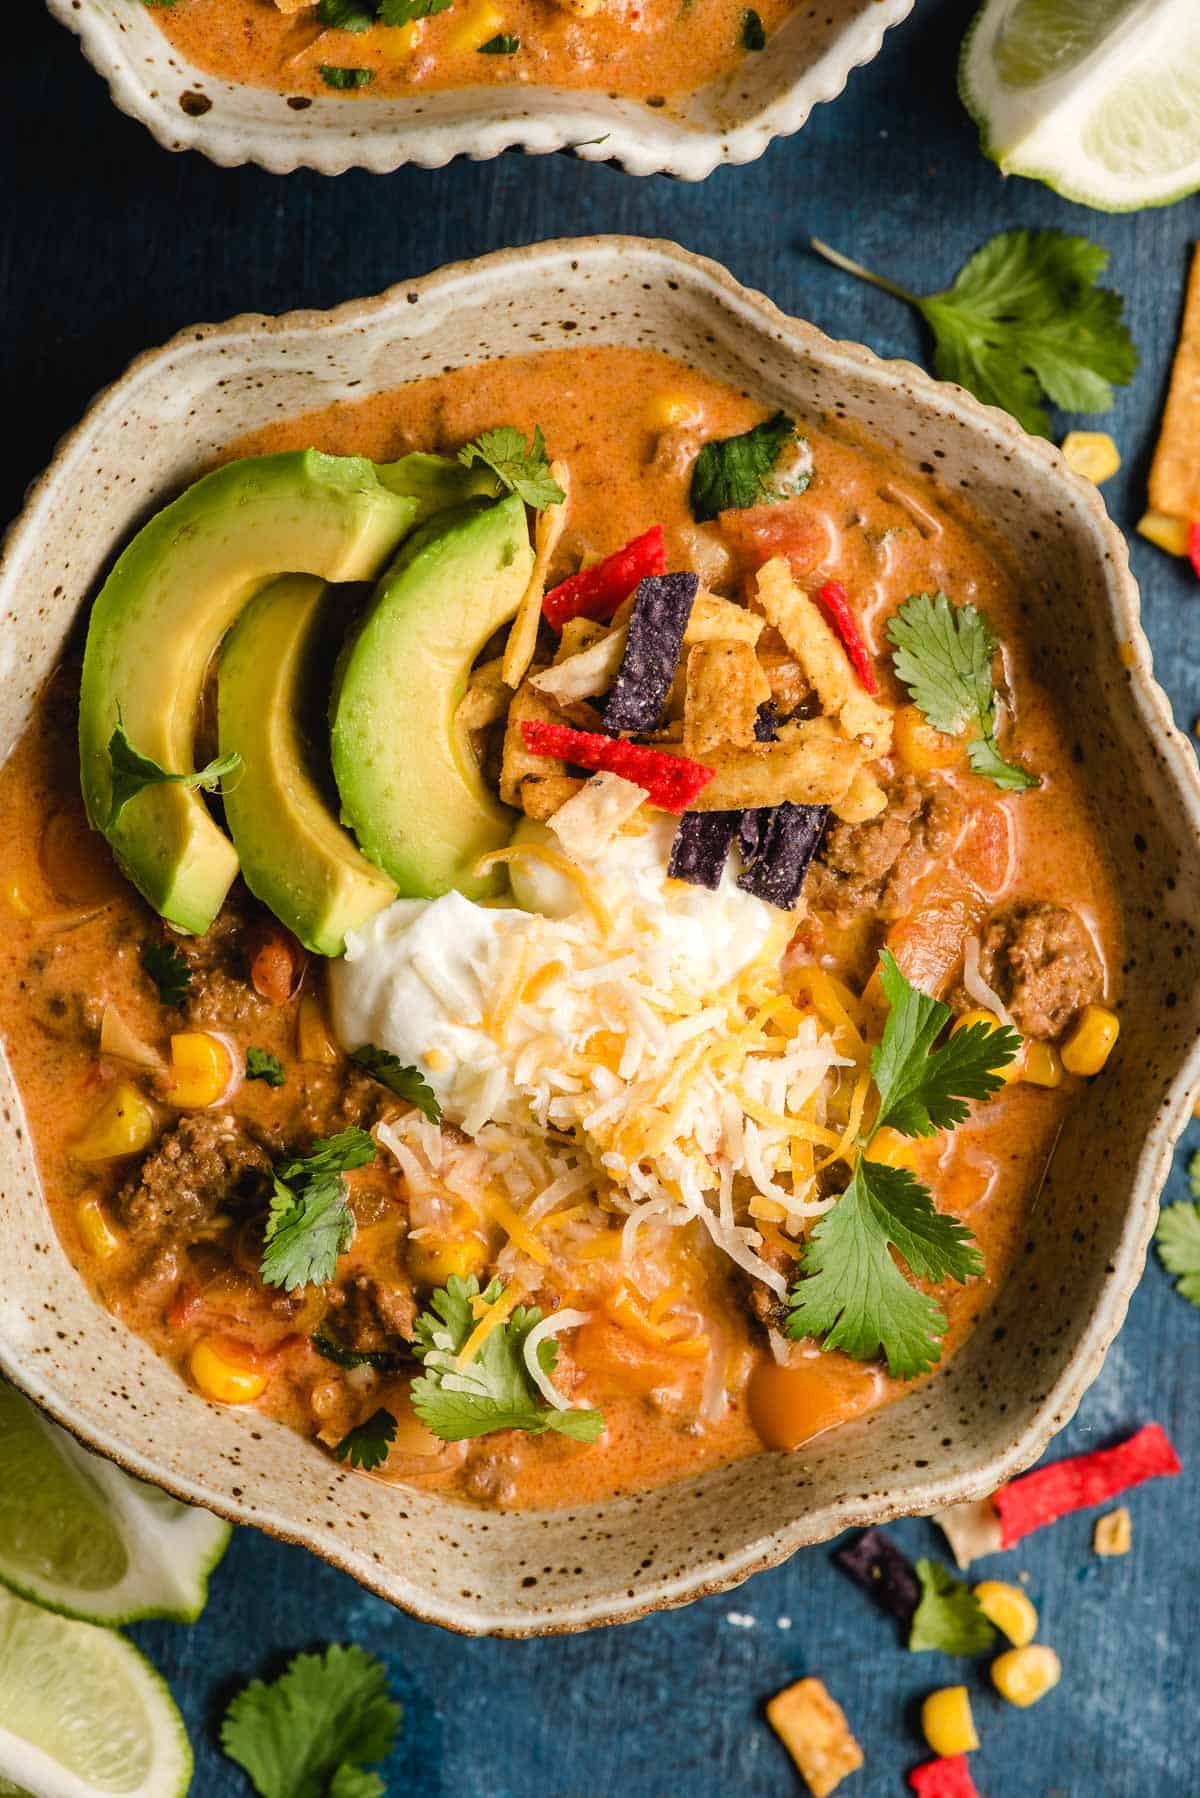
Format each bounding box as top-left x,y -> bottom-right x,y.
0,1586 -> 191,1797
961,0 -> 1200,210
0,1381 -> 229,1625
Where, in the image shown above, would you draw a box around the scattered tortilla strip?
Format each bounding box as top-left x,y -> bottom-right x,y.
548,772 -> 644,858
274,0 -> 315,11
832,1526 -> 920,1630
456,656 -> 510,732
521,775 -> 585,821
738,803 -> 827,909
766,1678 -> 864,1798
520,719 -> 714,813
1148,244 -> 1200,522
831,766 -> 888,824
501,460 -> 570,689
1093,1506 -> 1131,1557
756,558 -> 893,755
683,638 -> 772,758
603,573 -> 699,733
668,810 -> 741,889
994,1423 -> 1180,1548
930,1497 -> 1003,1570
673,720 -> 862,812
683,590 -> 764,646
531,625 -> 628,703
908,1755 -> 981,1798
501,682 -> 568,805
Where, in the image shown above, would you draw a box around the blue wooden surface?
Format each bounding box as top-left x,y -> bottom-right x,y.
8,1 -> 1200,1791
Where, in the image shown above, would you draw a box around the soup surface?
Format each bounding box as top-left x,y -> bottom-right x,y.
150,0 -> 792,105
0,344 -> 1122,1512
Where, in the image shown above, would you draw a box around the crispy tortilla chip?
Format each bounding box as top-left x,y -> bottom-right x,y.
501,682 -> 568,805
557,618 -> 608,659
521,774 -> 586,820
766,1678 -> 864,1798
456,656 -> 511,732
501,460 -> 571,689
1149,244 -> 1200,523
531,625 -> 628,703
548,772 -> 645,857
668,810 -> 742,888
1093,1506 -> 1131,1557
674,720 -> 862,812
683,638 -> 772,758
737,802 -> 827,909
683,589 -> 764,646
831,766 -> 888,824
603,573 -> 698,733
756,558 -> 892,754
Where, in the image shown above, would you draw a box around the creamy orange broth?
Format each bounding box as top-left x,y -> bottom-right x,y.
151,0 -> 792,106
0,345 -> 1121,1511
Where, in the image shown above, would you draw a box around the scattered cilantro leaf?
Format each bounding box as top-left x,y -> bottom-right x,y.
277,1128 -> 377,1184
478,31 -> 520,51
689,412 -> 797,521
412,1276 -> 604,1442
1190,1150 -> 1200,1202
872,950 -> 1021,1139
260,1129 -> 377,1293
379,0 -> 452,20
107,721 -> 240,831
320,65 -> 375,87
141,941 -> 192,1007
317,0 -> 375,26
908,1559 -> 998,1655
458,425 -> 564,510
246,1048 -> 286,1088
1156,1190 -> 1200,1308
220,1643 -> 401,1798
310,1332 -> 405,1374
810,230 -> 1137,439
887,590 -> 1039,792
334,1407 -> 398,1472
349,1044 -> 441,1122
741,8 -> 765,49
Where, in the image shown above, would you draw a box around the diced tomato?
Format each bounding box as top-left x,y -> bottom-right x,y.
167,1283 -> 204,1332
716,499 -> 825,577
954,803 -> 1014,901
245,919 -> 306,1005
1188,520 -> 1200,581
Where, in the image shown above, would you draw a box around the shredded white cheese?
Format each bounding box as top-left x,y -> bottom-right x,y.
521,1309 -> 592,1411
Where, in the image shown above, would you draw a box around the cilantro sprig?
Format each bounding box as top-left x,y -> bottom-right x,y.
220,1643 -> 401,1798
246,1048 -> 286,1088
458,425 -> 564,511
260,1128 -> 377,1294
334,1407 -> 398,1472
689,412 -> 798,521
106,720 -> 240,831
319,65 -> 374,88
141,941 -> 192,1007
908,1559 -> 997,1655
887,590 -> 1038,793
411,1276 -> 604,1442
810,229 -> 1137,439
785,952 -> 1019,1378
349,1044 -> 441,1122
1155,1153 -> 1200,1308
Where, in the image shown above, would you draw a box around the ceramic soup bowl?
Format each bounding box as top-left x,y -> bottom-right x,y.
2,237 -> 1198,1636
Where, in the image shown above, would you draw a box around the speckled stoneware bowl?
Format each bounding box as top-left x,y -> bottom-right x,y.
45,0 -> 916,178
2,238 -> 1199,1637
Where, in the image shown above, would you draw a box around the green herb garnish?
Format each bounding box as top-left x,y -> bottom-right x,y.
478,32 -> 520,52
141,941 -> 192,1007
246,1048 -> 286,1088
317,0 -> 375,26
349,1045 -> 441,1122
334,1407 -> 398,1472
689,412 -> 797,520
741,8 -> 765,49
379,0 -> 453,20
319,65 -> 375,88
458,426 -> 565,510
106,721 -> 240,831
1155,1156 -> 1200,1307
310,1332 -> 406,1373
260,1128 -> 377,1294
908,1559 -> 998,1655
220,1643 -> 401,1798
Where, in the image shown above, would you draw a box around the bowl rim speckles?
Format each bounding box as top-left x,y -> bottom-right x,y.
3,236 -> 1199,1639
44,0 -> 917,180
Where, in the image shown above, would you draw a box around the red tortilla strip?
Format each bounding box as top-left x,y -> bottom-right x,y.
542,526 -> 666,631
908,1755 -> 982,1798
816,580 -> 878,695
519,719 -> 714,813
994,1423 -> 1180,1548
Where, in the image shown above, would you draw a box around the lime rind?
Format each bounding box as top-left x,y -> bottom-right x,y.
959,0 -> 1200,212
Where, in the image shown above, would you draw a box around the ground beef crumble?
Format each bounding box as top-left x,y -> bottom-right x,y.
806,772 -> 964,920
970,900 -> 1104,1040
113,1113 -> 271,1241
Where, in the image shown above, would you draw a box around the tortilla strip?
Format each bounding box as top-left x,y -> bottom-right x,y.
670,720 -> 863,812
683,590 -> 764,647
501,682 -> 568,805
683,639 -> 771,758
755,558 -> 892,755
1149,244 -> 1200,522
520,774 -> 586,820
502,460 -> 571,690
831,766 -> 887,824
456,656 -> 510,731
531,625 -> 628,703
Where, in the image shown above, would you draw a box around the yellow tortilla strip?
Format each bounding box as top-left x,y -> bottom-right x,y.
500,682 -> 567,805
755,558 -> 892,755
683,590 -> 764,646
1149,244 -> 1200,522
766,1678 -> 864,1798
672,721 -> 862,812
456,656 -> 510,731
831,766 -> 887,824
501,460 -> 571,690
531,625 -> 628,703
683,639 -> 771,758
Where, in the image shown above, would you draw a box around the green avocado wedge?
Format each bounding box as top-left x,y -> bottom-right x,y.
218,575 -> 398,957
79,450 -> 425,936
331,493 -> 534,901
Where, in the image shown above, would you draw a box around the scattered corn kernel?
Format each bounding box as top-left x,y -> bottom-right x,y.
766,1677 -> 864,1798
920,1686 -> 979,1758
1093,1506 -> 1132,1557
76,1195 -> 122,1260
1061,431 -> 1120,485
297,994 -> 339,1065
168,1032 -> 234,1109
378,18 -> 424,56
973,1580 -> 1038,1647
408,1233 -> 488,1289
1137,510 -> 1191,557
72,1081 -> 156,1163
863,1126 -> 918,1170
892,703 -> 963,776
1061,1004 -> 1119,1077
991,1644 -> 1061,1708
448,0 -> 505,51
189,1336 -> 268,1406
952,1009 -> 1021,1084
1021,1040 -> 1063,1089
645,392 -> 703,431
1,878 -> 31,918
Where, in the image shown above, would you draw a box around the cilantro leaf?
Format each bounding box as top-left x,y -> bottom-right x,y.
1189,1149 -> 1200,1202
872,950 -> 1021,1139
908,1559 -> 998,1655
349,1044 -> 441,1122
379,0 -> 452,20
311,1331 -> 405,1373
260,1129 -> 377,1292
334,1407 -> 398,1472
458,425 -> 564,511
107,721 -> 240,831
478,31 -> 520,51
411,1276 -> 604,1442
220,1643 -> 401,1798
1156,1193 -> 1200,1308
810,230 -> 1137,439
317,0 -> 375,27
277,1128 -> 377,1184
319,64 -> 374,87
741,8 -> 765,49
141,941 -> 192,1007
887,590 -> 1038,792
246,1048 -> 286,1088
689,412 -> 797,521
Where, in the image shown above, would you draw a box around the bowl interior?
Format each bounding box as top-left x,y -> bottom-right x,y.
3,236 -> 1198,1635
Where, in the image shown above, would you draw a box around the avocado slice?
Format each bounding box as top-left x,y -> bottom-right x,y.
218,575 -> 398,957
79,450 -> 424,935
377,451 -> 498,518
331,493 -> 534,900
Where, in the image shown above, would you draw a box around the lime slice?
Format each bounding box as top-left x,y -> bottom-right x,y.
0,1381 -> 229,1625
961,0 -> 1200,210
0,1586 -> 191,1797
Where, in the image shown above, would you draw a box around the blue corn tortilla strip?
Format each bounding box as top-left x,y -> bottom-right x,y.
833,1527 -> 921,1630
753,700 -> 778,743
602,572 -> 699,733
668,810 -> 742,889
737,802 -> 828,908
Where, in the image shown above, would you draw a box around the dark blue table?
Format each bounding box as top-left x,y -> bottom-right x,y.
8,2 -> 1200,1791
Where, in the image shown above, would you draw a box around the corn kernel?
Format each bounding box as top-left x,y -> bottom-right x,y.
892,703 -> 963,775
1,879 -> 31,918
1137,510 -> 1191,557
1022,1040 -> 1063,1089
1061,431 -> 1120,485
189,1336 -> 268,1406
378,18 -> 424,56
448,0 -> 505,51
1093,1506 -> 1131,1557
920,1686 -> 979,1758
974,1580 -> 1038,1647
991,1644 -> 1061,1708
297,994 -> 339,1065
1061,1004 -> 1119,1077
645,392 -> 703,431
72,1082 -> 156,1163
952,1008 -> 1021,1084
169,1032 -> 234,1109
408,1234 -> 488,1289
863,1126 -> 918,1170
76,1195 -> 122,1260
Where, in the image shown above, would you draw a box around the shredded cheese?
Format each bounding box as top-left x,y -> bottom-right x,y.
522,1308 -> 592,1410
455,1281 -> 524,1369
